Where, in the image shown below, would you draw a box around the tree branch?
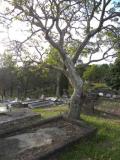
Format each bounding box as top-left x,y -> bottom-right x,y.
84,46 -> 116,67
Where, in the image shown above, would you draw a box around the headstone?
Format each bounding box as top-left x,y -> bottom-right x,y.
105,93 -> 111,98
98,92 -> 104,96
0,103 -> 10,114
112,95 -> 117,99
26,97 -> 31,101
46,97 -> 57,101
40,94 -> 45,100
28,100 -> 54,108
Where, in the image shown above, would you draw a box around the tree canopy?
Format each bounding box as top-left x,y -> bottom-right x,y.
108,58 -> 120,90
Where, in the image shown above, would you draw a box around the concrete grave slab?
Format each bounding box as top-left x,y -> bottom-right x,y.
0,109 -> 41,137
0,116 -> 96,160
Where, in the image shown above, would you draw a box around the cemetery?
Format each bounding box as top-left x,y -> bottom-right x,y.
0,97 -> 97,160
0,0 -> 120,160
0,94 -> 120,159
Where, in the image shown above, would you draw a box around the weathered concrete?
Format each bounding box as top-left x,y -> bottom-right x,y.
0,116 -> 96,160
0,109 -> 41,137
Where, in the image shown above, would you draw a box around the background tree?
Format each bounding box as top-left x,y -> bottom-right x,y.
107,58 -> 120,90
16,63 -> 57,98
83,64 -> 110,83
83,65 -> 100,82
45,46 -> 69,97
0,53 -> 17,99
106,22 -> 120,90
0,52 -> 58,99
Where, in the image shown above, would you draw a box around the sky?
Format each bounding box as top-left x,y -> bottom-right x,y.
0,0 -> 118,65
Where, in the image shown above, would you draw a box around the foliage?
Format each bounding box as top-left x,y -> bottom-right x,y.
76,64 -> 86,77
0,53 -> 58,99
45,47 -> 62,67
83,64 -> 110,83
45,46 -> 69,97
16,64 -> 57,98
83,82 -> 109,93
0,53 -> 18,99
59,73 -> 69,96
0,53 -> 16,69
83,65 -> 99,82
107,58 -> 120,90
92,83 -> 109,90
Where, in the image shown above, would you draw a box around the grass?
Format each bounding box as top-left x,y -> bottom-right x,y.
96,100 -> 120,109
33,102 -> 120,160
59,115 -> 120,160
95,100 -> 120,115
33,104 -> 69,118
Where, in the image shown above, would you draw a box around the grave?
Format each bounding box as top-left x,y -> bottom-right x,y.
46,97 -> 64,105
28,100 -> 55,108
0,116 -> 96,160
19,100 -> 55,108
11,98 -> 64,109
0,106 -> 9,114
0,109 -> 41,137
0,103 -> 11,114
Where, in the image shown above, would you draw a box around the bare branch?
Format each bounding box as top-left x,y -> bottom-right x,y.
84,46 -> 116,67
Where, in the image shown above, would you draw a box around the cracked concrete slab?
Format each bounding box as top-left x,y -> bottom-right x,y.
0,117 -> 96,160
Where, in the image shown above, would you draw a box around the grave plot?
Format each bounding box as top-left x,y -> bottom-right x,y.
28,100 -> 55,108
0,116 -> 96,160
0,109 -> 41,137
19,100 -> 55,108
94,98 -> 120,118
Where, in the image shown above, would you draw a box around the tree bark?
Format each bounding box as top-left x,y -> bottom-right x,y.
68,87 -> 82,119
64,56 -> 83,120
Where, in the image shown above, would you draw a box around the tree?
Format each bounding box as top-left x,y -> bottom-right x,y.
83,65 -> 99,82
1,0 -> 120,119
107,58 -> 120,90
105,23 -> 120,90
16,62 -> 57,98
83,64 -> 110,83
45,46 -> 69,97
0,53 -> 17,99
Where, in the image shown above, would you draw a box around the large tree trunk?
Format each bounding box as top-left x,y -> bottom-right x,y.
68,86 -> 82,119
64,57 -> 83,120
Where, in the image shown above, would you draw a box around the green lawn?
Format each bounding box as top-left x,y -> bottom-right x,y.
59,115 -> 120,160
96,99 -> 120,110
33,105 -> 68,118
33,105 -> 120,160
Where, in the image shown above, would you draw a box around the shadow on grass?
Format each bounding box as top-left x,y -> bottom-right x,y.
47,114 -> 120,160
33,106 -> 120,160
